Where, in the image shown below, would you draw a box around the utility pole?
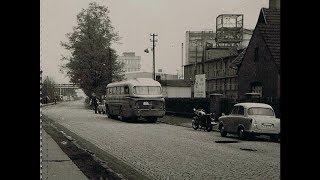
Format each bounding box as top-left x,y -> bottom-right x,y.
150,34 -> 158,80
201,42 -> 205,74
201,31 -> 207,74
181,43 -> 184,79
194,45 -> 198,78
192,44 -> 198,98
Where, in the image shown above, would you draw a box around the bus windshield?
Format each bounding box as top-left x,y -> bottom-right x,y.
133,86 -> 162,95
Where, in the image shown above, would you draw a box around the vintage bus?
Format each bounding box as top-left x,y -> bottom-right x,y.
105,78 -> 165,122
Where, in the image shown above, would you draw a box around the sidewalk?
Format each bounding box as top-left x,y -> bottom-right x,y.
40,102 -> 57,107
41,130 -> 88,180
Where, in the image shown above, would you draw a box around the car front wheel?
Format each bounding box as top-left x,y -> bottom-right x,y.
220,124 -> 227,137
238,127 -> 246,140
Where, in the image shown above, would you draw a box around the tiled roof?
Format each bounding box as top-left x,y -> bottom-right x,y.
230,8 -> 280,73
258,8 -> 280,71
261,8 -> 280,24
258,24 -> 280,70
230,48 -> 246,69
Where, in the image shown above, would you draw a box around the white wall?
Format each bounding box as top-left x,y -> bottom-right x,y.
162,86 -> 191,98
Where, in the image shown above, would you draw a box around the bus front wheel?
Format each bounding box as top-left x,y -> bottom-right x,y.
119,107 -> 127,122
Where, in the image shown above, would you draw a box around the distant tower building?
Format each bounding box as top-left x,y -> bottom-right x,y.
185,31 -> 216,65
117,52 -> 141,73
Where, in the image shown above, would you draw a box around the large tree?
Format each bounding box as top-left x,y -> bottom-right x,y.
42,76 -> 56,103
61,2 -> 124,98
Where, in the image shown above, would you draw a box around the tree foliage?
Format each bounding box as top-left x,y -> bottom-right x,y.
61,2 -> 124,98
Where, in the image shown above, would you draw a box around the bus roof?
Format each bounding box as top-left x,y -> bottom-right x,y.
107,78 -> 161,87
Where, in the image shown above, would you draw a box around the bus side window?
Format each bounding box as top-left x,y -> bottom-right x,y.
124,86 -> 129,94
116,87 -> 120,95
111,87 -> 115,95
120,86 -> 124,94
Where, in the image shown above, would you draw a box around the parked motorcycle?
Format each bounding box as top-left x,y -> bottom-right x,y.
192,108 -> 217,132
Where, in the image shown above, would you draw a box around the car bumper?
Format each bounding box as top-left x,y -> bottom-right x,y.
245,124 -> 280,135
245,128 -> 280,135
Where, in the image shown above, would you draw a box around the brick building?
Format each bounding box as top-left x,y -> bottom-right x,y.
184,52 -> 242,99
185,30 -> 253,66
236,7 -> 280,100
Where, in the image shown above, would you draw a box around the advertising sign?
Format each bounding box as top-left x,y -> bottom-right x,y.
194,74 -> 206,98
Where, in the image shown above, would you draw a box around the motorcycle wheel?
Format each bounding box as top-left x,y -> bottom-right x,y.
192,121 -> 199,130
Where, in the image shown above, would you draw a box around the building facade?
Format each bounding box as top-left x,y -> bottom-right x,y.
124,71 -> 178,80
184,54 -> 240,99
185,31 -> 216,65
117,52 -> 141,73
237,7 -> 280,101
185,30 -> 253,66
206,48 -> 239,61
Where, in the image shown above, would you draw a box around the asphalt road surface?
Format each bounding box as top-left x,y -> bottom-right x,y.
42,100 -> 280,180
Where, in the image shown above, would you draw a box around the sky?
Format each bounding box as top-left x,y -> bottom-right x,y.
41,0 -> 269,83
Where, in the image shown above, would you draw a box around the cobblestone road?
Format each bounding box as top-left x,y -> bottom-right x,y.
42,100 -> 280,180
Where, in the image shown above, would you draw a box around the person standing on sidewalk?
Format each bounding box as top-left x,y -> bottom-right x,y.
91,93 -> 98,114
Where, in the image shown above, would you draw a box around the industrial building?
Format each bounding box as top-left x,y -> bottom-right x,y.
185,29 -> 253,66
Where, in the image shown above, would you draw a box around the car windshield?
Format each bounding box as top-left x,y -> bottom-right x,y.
133,86 -> 161,95
248,107 -> 274,116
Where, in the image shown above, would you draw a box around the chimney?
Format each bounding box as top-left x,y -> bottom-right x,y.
269,0 -> 280,9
